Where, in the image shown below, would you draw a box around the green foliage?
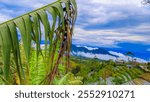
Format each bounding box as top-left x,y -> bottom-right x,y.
71,66 -> 80,75
53,72 -> 83,85
68,57 -> 145,85
0,0 -> 77,85
113,76 -> 124,85
29,50 -> 46,85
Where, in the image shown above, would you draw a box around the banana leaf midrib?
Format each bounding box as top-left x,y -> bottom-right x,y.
0,0 -> 61,26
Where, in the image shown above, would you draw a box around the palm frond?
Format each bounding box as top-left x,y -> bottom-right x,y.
0,0 -> 77,85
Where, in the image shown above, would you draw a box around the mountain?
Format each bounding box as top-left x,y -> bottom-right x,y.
71,44 -> 117,57
71,44 -> 148,63
71,44 -> 110,55
38,41 -> 149,62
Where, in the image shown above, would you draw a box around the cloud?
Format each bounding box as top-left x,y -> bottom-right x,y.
72,51 -> 147,63
0,0 -> 150,49
0,0 -> 55,9
73,25 -> 150,47
109,51 -> 125,57
109,51 -> 147,63
147,48 -> 150,51
76,45 -> 98,50
76,0 -> 150,25
0,13 -> 12,23
0,0 -> 56,23
71,0 -> 150,47
90,0 -> 141,5
72,51 -> 116,60
117,24 -> 150,36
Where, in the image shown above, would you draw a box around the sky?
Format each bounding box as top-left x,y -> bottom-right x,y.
0,0 -> 150,53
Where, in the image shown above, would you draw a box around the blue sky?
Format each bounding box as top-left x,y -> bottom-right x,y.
0,0 -> 150,53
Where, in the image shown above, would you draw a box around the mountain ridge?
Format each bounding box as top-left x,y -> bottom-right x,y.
71,44 -> 117,57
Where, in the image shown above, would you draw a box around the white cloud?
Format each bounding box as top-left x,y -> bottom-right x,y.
87,10 -> 127,24
105,35 -> 149,42
109,51 -> 125,57
72,51 -> 116,61
109,51 -> 147,63
0,0 -> 150,48
76,0 -> 150,25
73,26 -> 150,47
76,45 -> 98,50
0,0 -> 56,23
116,24 -> 150,37
72,0 -> 150,47
0,7 -> 26,23
91,0 -> 141,5
72,51 -> 147,63
0,0 -> 55,9
0,13 -> 12,23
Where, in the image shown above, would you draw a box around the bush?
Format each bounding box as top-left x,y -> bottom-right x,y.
71,66 -> 80,75
113,76 -> 124,85
148,62 -> 150,70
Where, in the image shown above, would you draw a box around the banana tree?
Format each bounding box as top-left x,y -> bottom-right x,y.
0,0 -> 77,85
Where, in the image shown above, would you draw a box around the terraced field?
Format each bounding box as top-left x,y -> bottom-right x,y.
123,78 -> 150,85
113,66 -> 150,85
0,46 -> 4,84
